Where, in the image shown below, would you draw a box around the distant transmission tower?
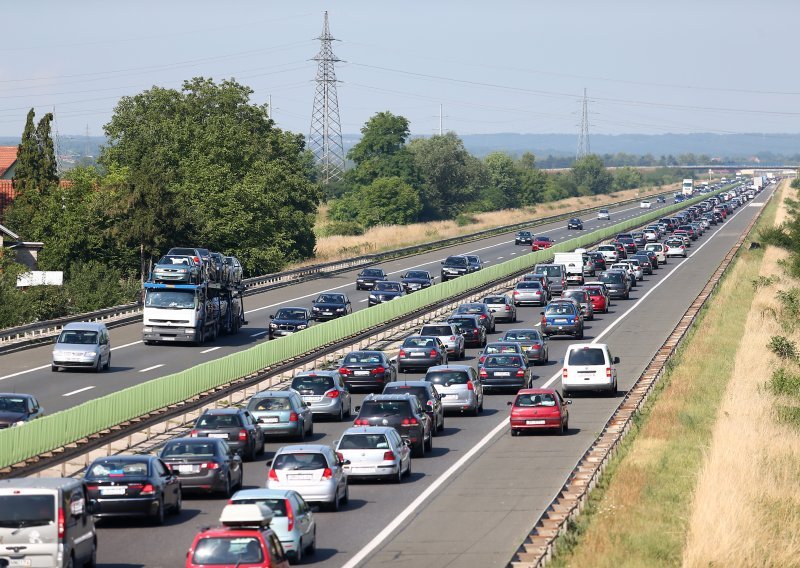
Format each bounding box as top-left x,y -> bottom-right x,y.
308,11 -> 345,184
577,88 -> 590,159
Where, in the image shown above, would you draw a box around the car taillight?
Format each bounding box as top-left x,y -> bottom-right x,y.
193,256 -> 200,264
479,356 -> 486,364
562,368 -> 568,379
472,329 -> 479,335
426,400 -> 434,407
354,418 -> 369,425
606,367 -> 612,378
322,468 -> 333,479
531,344 -> 541,350
479,314 -> 487,319
190,429 -> 198,437
268,469 -> 278,481
141,483 -> 156,496
286,499 -> 295,531
227,499 -> 233,504
516,368 -> 525,377
450,336 -> 456,340
57,507 -> 65,538
339,367 -> 352,375
429,350 -> 438,357
399,349 -> 407,357
541,316 -> 547,326
505,305 -> 511,311
289,412 -> 299,422
513,290 -> 520,295
202,461 -> 220,470
479,368 -> 488,378
402,417 -> 419,425
238,429 -> 247,441
325,389 -> 340,398
383,450 -> 396,461
371,366 -> 386,375
466,380 -> 475,391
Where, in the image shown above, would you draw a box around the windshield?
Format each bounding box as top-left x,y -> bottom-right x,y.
292,375 -> 334,394
600,273 -> 622,284
157,255 -> 192,266
516,282 -> 541,290
444,257 -> 468,267
518,231 -> 531,237
425,371 -> 470,385
161,441 -> 216,458
503,330 -> 541,341
374,282 -> 401,292
645,244 -> 662,251
145,290 -> 196,309
315,294 -> 344,304
483,296 -> 506,304
87,460 -> 149,478
455,304 -> 484,314
534,266 -> 562,277
584,288 -> 603,297
485,344 -> 519,354
485,355 -> 523,367
358,400 -> 411,418
339,434 -> 391,450
384,385 -> 428,404
545,304 -> 575,316
343,352 -> 383,365
196,413 -> 242,429
402,337 -> 436,348
192,537 -> 264,565
0,396 -> 27,413
404,271 -> 429,279
231,498 -> 287,517
360,269 -> 384,277
448,317 -> 476,328
275,308 -> 307,320
516,393 -> 556,407
248,397 -> 292,412
57,330 -> 99,344
273,453 -> 328,470
568,348 -> 606,366
421,325 -> 454,336
0,495 -> 55,529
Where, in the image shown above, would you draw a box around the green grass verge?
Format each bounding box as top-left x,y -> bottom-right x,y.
548,191 -> 781,567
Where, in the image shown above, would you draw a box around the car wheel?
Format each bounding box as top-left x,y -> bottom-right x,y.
51,364 -> 59,372
342,482 -> 349,505
152,498 -> 165,526
328,491 -> 340,512
306,528 -> 317,555
93,356 -> 102,373
412,440 -> 424,458
64,554 -> 75,568
291,543 -> 302,565
86,544 -> 97,568
337,405 -> 344,422
103,353 -> 111,371
511,429 -> 520,437
558,421 -> 565,435
172,489 -> 182,515
221,475 -> 232,499
472,402 -> 480,417
298,423 -> 306,441
437,415 -> 444,432
425,431 -> 433,453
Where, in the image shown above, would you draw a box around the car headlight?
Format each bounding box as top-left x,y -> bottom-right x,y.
296,324 -> 307,330
82,351 -> 97,357
270,323 -> 278,329
369,294 -> 377,299
357,279 -> 364,282
336,307 -> 345,312
11,420 -> 25,427
312,306 -> 320,311
184,328 -> 195,334
143,327 -> 153,333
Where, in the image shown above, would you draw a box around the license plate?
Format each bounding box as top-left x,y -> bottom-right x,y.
208,433 -> 229,439
177,464 -> 198,474
352,467 -> 373,474
100,486 -> 126,495
555,319 -> 568,324
323,311 -> 332,315
302,397 -> 322,403
442,394 -> 456,398
526,420 -> 546,425
289,474 -> 313,481
8,560 -> 31,567
260,417 -> 279,424
410,352 -> 425,357
494,372 -> 510,377
161,337 -> 175,341
354,370 -> 370,376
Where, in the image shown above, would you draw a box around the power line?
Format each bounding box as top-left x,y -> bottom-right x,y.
577,88 -> 590,159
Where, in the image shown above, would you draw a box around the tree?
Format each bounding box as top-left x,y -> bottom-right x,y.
345,111 -> 416,189
516,152 -> 547,204
570,155 -> 613,196
483,152 -> 522,210
329,176 -> 421,228
13,109 -> 39,194
35,113 -> 58,187
612,166 -> 644,191
408,133 -> 475,219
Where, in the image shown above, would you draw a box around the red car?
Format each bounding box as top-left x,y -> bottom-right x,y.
508,388 -> 571,435
582,285 -> 609,313
186,504 -> 290,568
531,236 -> 554,251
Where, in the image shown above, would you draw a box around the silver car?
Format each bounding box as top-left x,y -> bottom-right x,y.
418,322 -> 465,360
52,322 -> 111,372
335,426 -> 411,483
513,281 -> 548,306
290,370 -> 352,421
482,294 -> 517,323
423,365 -> 484,415
267,444 -> 349,511
229,488 -> 316,563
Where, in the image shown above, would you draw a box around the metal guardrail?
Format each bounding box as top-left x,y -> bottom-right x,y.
0,186 -> 682,353
0,188 -> 724,472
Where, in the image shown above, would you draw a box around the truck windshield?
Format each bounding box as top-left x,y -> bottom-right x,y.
145,290 -> 196,309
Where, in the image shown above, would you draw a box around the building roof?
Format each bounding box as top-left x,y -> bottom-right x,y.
0,180 -> 13,215
0,146 -> 16,177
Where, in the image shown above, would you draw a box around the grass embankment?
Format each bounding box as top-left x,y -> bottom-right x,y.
549,184 -> 784,567
308,183 -> 680,264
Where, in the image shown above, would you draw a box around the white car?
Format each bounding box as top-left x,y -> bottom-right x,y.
644,243 -> 666,264
335,426 -> 411,483
597,209 -> 610,220
596,244 -> 619,263
561,343 -> 619,396
642,229 -> 658,242
640,200 -> 652,209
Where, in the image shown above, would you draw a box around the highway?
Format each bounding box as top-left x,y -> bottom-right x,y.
10,184 -> 766,567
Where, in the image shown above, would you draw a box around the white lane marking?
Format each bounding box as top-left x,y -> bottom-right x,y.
359,298 -> 369,303
510,253 -> 517,256
542,197 -> 761,388
63,386 -> 95,397
111,340 -> 142,352
0,364 -> 50,382
250,331 -> 268,338
200,347 -> 221,354
139,364 -> 164,373
497,256 -> 504,259
341,417 -> 509,568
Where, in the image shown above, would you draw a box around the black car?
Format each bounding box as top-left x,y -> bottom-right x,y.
339,350 -> 396,391
587,251 -> 607,272
353,394 -> 432,457
515,231 -> 533,245
400,270 -> 435,292
635,251 -> 659,271
383,381 -> 445,435
311,293 -> 351,320
190,408 -> 265,461
631,255 -> 653,275
269,307 -> 312,340
368,281 -> 405,306
159,437 -> 244,497
452,302 -> 496,333
656,195 -> 666,203
616,237 -> 637,254
0,393 -> 44,428
567,218 -> 583,230
84,455 -> 181,524
478,353 -> 532,392
355,268 -> 387,290
209,252 -> 227,283
446,314 -> 487,347
440,255 -> 473,282
599,270 -> 630,300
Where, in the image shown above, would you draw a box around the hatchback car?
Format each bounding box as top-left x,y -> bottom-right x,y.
562,343 -> 619,396
482,294 -> 517,323
582,285 -> 609,314
368,281 -> 405,306
419,322 -> 465,359
353,394 -> 433,457
400,270 -> 435,292
540,301 -> 584,339
567,218 -> 583,230
383,380 -> 445,434
355,268 -> 387,290
84,455 -> 181,524
247,391 -> 314,441
479,354 -> 532,392
159,437 -> 244,497
562,289 -> 594,321
311,293 -> 351,320
501,329 -> 549,365
266,445 -> 349,511
513,281 -> 548,306
151,255 -> 203,284
446,314 -> 487,347
440,255 -> 472,282
598,270 -> 630,300
269,307 -> 312,340
338,350 -> 396,391
531,235 -> 555,251
597,209 -> 610,220
644,243 -> 667,264
515,231 -> 533,245
631,254 -> 654,275
664,238 -> 688,258
191,408 -> 265,461
508,389 -> 570,435
452,303 -> 496,333
397,335 -> 448,372
335,426 -> 411,483
229,489 -> 316,563
465,255 -> 483,271
596,244 -> 619,263
423,365 -> 484,415
0,393 -> 44,428
290,370 -> 352,421
533,264 -> 567,296
52,322 -> 111,372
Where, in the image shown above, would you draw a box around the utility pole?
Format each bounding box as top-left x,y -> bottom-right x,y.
577,88 -> 590,160
439,104 -> 443,136
308,11 -> 345,184
267,94 -> 272,120
52,106 -> 62,174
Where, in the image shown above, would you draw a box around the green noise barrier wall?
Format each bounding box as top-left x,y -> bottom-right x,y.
0,188 -> 732,469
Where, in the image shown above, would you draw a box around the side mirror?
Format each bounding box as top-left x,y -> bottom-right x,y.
403,439 -> 411,446
354,406 -> 361,413
540,311 -> 545,316
566,399 -> 573,405
269,315 -> 274,320
506,401 -> 513,406
343,459 -> 351,466
265,459 -> 273,467
305,402 -> 312,407
440,262 -> 444,265
613,356 -> 620,364
87,499 -> 97,515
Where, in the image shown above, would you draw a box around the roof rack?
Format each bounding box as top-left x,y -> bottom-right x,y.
219,503 -> 273,528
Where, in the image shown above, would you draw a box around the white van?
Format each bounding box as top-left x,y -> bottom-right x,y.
562,343 -> 619,396
0,477 -> 97,567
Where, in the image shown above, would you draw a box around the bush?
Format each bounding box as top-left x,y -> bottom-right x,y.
768,335 -> 799,362
767,367 -> 800,398
63,261 -> 140,313
455,213 -> 478,227
319,221 -> 365,237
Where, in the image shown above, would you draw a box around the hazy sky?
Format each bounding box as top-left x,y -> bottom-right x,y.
1,0 -> 797,138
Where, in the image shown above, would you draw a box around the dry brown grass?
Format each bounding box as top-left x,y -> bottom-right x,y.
305,183 -> 680,265
682,182 -> 800,568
